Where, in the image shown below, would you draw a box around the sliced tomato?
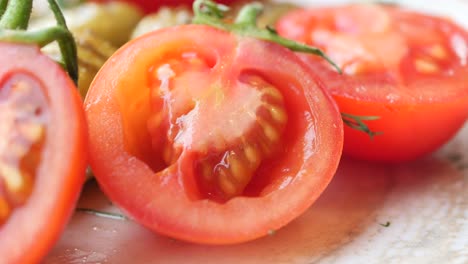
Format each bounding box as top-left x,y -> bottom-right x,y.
0,43 -> 87,263
277,4 -> 468,162
85,24 -> 343,244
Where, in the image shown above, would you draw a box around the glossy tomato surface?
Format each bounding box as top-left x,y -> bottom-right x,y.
85,24 -> 343,244
0,43 -> 87,264
277,4 -> 468,162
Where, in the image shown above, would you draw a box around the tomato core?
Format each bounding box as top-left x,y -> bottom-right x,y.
0,73 -> 48,224
146,52 -> 288,202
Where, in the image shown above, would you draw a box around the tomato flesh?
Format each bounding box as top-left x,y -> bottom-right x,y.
86,25 -> 343,244
277,5 -> 468,162
0,73 -> 48,224
0,43 -> 87,264
148,54 -> 288,201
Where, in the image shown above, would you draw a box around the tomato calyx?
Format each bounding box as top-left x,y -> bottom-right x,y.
0,0 -> 78,83
192,0 -> 381,140
192,0 -> 341,73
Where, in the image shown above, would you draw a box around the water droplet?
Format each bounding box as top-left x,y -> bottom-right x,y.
385,93 -> 400,103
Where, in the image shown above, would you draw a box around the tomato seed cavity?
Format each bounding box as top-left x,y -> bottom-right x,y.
0,73 -> 48,224
147,55 -> 287,201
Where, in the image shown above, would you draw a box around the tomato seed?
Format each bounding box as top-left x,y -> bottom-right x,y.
244,144 -> 260,167
217,167 -> 237,197
415,58 -> 439,73
428,44 -> 447,59
267,104 -> 287,124
227,152 -> 247,182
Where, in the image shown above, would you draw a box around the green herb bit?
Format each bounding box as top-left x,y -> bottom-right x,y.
76,208 -> 128,221
379,221 -> 391,227
342,113 -> 383,139
192,0 -> 341,73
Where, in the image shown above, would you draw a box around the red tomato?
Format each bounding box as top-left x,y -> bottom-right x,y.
85,24 -> 343,244
91,0 -> 236,13
277,4 -> 468,162
0,43 -> 87,263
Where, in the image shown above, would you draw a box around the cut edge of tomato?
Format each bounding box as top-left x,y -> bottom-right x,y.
277,5 -> 468,105
0,43 -> 87,263
86,25 -> 343,244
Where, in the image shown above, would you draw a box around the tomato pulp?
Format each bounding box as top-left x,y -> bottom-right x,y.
0,43 -> 87,263
277,4 -> 468,162
85,25 -> 343,244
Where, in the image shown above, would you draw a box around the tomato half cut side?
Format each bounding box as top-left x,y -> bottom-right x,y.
0,43 -> 87,264
277,4 -> 468,162
85,24 -> 343,244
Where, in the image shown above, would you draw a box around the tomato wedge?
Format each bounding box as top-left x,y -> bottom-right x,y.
277,4 -> 468,162
85,24 -> 343,244
0,43 -> 87,263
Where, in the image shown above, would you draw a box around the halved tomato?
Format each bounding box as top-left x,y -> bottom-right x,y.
85,24 -> 343,244
0,43 -> 87,263
277,4 -> 468,162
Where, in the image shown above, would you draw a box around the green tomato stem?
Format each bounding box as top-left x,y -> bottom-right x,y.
234,2 -> 262,26
0,27 -> 70,46
0,26 -> 77,83
0,0 -> 78,84
0,0 -> 32,30
0,0 -> 8,19
192,0 -> 341,73
47,0 -> 78,84
192,0 -> 384,138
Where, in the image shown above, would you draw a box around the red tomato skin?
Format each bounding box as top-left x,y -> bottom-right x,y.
277,5 -> 468,162
0,43 -> 87,264
85,25 -> 343,244
337,96 -> 468,162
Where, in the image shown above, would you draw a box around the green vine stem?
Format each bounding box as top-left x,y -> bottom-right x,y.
192,0 -> 342,73
0,0 -> 78,84
46,0 -> 78,84
0,0 -> 7,19
0,0 -> 32,30
342,113 -> 383,139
